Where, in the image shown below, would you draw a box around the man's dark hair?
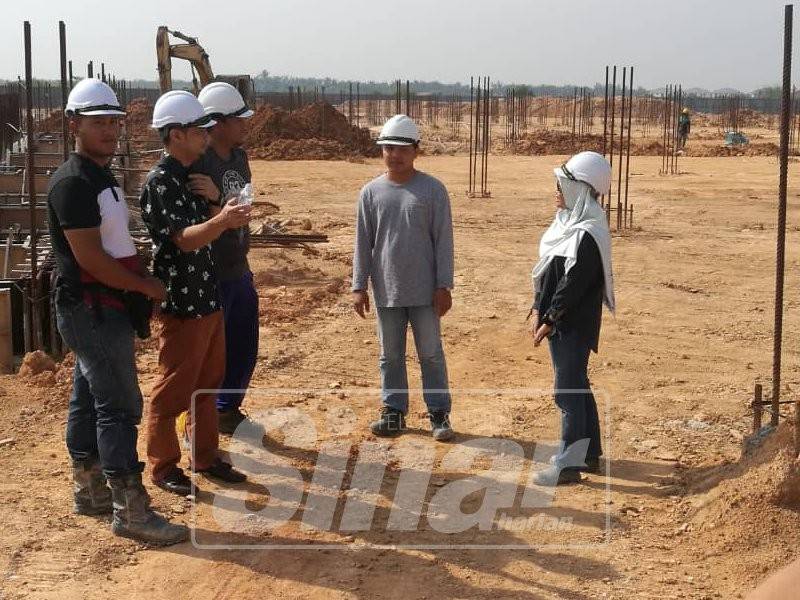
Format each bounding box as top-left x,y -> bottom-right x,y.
158,126 -> 174,145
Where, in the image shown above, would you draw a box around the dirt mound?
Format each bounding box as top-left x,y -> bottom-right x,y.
684,142 -> 779,157
507,130 -> 605,156
675,423 -> 800,556
245,102 -> 379,161
18,350 -> 55,378
737,109 -> 774,129
124,97 -> 157,143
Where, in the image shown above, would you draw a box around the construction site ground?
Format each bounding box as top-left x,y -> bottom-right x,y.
1,153 -> 799,599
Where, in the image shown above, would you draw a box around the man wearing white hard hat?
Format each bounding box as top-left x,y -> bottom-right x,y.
352,115 -> 455,441
48,78 -> 187,544
191,82 -> 260,436
529,151 -> 615,485
139,90 -> 251,497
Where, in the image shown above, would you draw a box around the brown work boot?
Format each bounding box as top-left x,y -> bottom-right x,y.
108,466 -> 189,546
72,457 -> 113,516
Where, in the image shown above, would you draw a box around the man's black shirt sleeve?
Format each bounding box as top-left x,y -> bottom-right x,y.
49,177 -> 101,230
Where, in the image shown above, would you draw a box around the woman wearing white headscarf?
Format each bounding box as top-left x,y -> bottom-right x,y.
529,151 -> 615,486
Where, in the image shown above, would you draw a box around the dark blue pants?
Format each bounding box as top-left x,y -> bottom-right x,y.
216,272 -> 259,412
548,328 -> 602,469
56,302 -> 143,478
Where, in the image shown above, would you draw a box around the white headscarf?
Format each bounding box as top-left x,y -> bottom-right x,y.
531,170 -> 615,313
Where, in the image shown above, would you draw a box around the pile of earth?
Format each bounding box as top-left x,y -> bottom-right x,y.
671,421 -> 800,574
244,102 -> 380,161
123,98 -> 158,145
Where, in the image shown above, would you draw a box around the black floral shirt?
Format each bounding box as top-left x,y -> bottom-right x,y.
140,155 -> 220,319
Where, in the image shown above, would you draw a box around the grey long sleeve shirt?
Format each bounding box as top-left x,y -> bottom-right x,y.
352,171 -> 454,308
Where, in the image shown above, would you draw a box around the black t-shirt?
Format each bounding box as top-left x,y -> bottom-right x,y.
139,155 -> 220,319
191,147 -> 251,282
47,153 -> 136,307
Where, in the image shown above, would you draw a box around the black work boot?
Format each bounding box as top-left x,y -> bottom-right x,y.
72,457 -> 113,516
370,407 -> 406,437
218,407 -> 265,438
108,466 -> 189,546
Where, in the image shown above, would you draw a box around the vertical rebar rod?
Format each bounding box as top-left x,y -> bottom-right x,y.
753,383 -> 763,434
483,77 -> 490,196
676,85 -> 683,174
617,67 -> 627,229
624,67 -> 634,228
59,21 -> 69,162
468,77 -> 474,195
24,21 -> 39,349
609,67 -> 617,196
773,4 -> 792,433
661,85 -> 669,174
571,86 -> 577,141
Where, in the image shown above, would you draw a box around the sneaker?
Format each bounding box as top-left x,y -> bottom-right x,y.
532,465 -> 582,486
218,408 -> 264,437
548,455 -> 602,473
429,411 -> 454,442
582,457 -> 602,474
369,407 -> 406,437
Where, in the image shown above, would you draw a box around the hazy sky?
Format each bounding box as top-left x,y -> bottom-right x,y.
1,0 -> 798,91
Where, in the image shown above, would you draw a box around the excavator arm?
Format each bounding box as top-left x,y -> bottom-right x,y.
156,26 -> 214,94
156,25 -> 254,106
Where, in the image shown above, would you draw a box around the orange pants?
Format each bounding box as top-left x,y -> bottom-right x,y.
146,311 -> 225,482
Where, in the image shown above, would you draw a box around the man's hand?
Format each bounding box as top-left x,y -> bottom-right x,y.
138,276 -> 167,301
188,174 -> 221,202
352,290 -> 370,319
433,288 -> 452,318
533,323 -> 553,347
216,198 -> 252,230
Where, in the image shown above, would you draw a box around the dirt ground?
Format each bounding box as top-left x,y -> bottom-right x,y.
1,153 -> 799,599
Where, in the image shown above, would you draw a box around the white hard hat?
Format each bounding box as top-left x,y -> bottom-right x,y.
198,82 -> 253,119
376,114 -> 420,146
555,151 -> 612,196
66,79 -> 125,117
151,90 -> 216,129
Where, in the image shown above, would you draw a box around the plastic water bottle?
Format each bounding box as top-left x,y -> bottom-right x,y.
238,183 -> 254,206
237,183 -> 253,243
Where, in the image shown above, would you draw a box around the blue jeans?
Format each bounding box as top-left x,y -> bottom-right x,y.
548,328 -> 602,469
216,272 -> 259,412
56,301 -> 143,478
376,305 -> 451,414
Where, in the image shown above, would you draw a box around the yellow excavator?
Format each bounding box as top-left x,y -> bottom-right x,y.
156,26 -> 254,104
